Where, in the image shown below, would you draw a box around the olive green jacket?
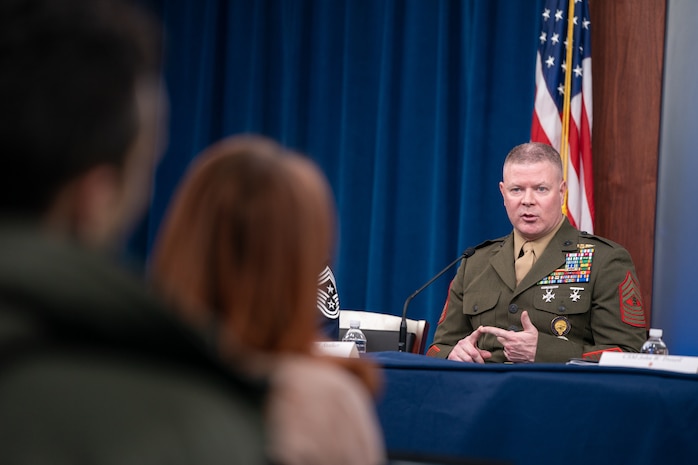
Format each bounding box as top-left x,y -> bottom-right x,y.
427,219 -> 647,363
0,221 -> 269,464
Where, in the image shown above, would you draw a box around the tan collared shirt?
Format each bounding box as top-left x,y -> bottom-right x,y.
513,215 -> 566,263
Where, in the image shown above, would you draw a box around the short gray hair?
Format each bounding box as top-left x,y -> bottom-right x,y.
503,142 -> 563,179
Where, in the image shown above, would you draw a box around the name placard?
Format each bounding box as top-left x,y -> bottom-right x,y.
314,341 -> 359,358
599,352 -> 698,374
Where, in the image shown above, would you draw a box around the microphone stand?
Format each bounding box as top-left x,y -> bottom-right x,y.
398,248 -> 475,352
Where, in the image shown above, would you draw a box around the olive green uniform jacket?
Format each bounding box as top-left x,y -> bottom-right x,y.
427,219 -> 647,363
0,221 -> 269,464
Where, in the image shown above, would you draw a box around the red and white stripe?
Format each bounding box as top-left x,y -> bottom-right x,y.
531,52 -> 594,233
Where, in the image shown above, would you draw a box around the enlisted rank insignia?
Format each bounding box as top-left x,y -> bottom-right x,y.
619,271 -> 645,327
551,316 -> 571,336
538,245 -> 594,285
317,266 -> 340,319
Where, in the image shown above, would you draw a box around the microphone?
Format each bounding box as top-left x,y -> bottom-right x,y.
398,247 -> 476,352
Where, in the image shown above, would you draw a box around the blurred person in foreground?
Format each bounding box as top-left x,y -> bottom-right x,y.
427,142 -> 647,363
151,135 -> 386,465
0,0 -> 267,463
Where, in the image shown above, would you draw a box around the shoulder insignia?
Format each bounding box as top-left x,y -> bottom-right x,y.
619,272 -> 646,327
576,232 -> 622,249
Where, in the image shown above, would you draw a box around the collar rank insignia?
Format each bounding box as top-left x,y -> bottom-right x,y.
538,245 -> 594,285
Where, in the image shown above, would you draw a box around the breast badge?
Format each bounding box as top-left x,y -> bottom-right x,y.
541,285 -> 558,302
551,316 -> 571,336
569,287 -> 584,302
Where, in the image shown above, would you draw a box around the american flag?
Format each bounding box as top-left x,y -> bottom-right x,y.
531,0 -> 594,233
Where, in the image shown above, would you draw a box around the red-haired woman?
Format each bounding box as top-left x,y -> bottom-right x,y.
151,135 -> 385,465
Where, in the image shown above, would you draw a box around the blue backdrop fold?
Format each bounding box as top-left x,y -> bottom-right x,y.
133,0 -> 546,346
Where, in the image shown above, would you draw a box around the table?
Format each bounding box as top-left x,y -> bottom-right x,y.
371,352 -> 698,465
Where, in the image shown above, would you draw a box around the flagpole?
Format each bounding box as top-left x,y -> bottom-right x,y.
560,0 -> 575,217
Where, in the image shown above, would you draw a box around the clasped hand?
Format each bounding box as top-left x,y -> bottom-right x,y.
447,311 -> 538,363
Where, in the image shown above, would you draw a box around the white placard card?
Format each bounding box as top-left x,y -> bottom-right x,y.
599,352 -> 698,374
314,341 -> 359,358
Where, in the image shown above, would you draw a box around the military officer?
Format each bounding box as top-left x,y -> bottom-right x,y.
427,142 -> 647,363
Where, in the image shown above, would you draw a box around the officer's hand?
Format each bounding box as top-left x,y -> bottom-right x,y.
479,311 -> 538,363
447,326 -> 493,363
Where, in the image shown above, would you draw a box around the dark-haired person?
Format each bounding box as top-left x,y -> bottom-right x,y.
0,1 -> 266,463
427,142 -> 647,363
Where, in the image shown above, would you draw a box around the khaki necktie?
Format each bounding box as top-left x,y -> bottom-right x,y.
515,242 -> 536,285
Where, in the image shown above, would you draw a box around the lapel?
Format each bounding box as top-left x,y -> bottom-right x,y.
512,219 -> 580,298
490,233 -> 517,292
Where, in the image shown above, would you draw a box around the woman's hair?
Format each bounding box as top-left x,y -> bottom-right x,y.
152,134 -> 379,392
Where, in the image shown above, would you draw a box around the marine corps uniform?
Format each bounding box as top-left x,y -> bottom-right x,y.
427,219 -> 647,362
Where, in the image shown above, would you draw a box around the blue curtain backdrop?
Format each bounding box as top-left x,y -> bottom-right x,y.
134,0 -> 546,346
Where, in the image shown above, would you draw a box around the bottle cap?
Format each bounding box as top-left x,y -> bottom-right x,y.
649,328 -> 663,338
349,320 -> 361,329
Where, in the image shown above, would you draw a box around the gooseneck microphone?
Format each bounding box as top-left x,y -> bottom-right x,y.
398,247 -> 476,352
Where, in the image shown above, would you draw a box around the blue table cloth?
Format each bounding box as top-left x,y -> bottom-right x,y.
371,351 -> 698,465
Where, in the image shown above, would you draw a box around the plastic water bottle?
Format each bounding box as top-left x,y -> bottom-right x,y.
640,328 -> 669,355
342,320 -> 367,354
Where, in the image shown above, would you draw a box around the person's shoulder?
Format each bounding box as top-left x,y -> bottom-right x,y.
273,355 -> 366,394
267,355 -> 386,465
270,355 -> 377,418
0,350 -> 268,464
576,230 -> 627,251
473,235 -> 509,251
466,235 -> 509,258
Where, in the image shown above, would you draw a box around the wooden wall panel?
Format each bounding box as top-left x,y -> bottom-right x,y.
589,0 -> 665,321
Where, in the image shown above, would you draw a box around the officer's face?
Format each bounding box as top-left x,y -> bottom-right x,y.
499,160 -> 566,241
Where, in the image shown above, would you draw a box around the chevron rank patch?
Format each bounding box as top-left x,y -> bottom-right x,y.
619,271 -> 645,327
317,266 -> 339,319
